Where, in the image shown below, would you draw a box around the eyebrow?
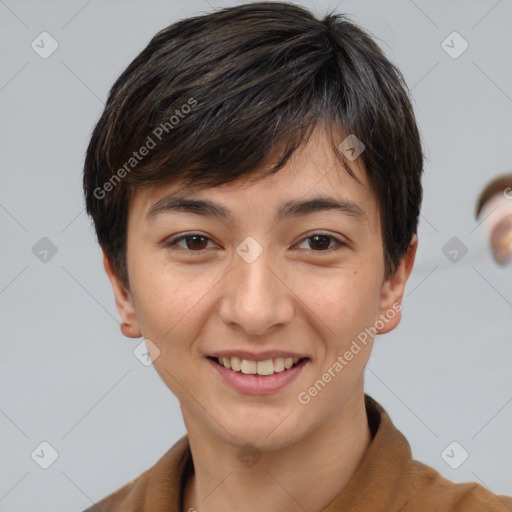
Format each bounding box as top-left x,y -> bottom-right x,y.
145,195 -> 366,223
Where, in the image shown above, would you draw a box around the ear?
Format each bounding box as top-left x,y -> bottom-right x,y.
102,250 -> 142,338
376,234 -> 418,335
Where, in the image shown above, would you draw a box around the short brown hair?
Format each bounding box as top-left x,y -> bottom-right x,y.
83,1 -> 424,288
475,173 -> 512,218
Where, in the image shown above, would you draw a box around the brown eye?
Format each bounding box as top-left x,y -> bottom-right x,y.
184,235 -> 209,250
308,234 -> 332,250
165,233 -> 216,252
297,232 -> 346,252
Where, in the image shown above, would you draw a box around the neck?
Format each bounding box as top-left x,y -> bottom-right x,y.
182,388 -> 372,512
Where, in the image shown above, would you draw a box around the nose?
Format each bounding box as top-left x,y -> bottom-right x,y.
217,247 -> 295,336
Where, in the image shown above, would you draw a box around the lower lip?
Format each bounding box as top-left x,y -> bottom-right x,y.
207,358 -> 309,395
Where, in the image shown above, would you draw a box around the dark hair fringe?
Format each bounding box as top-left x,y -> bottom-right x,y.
83,1 -> 423,288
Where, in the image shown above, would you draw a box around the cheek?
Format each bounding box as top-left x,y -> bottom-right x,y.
129,255 -> 227,361
298,267 -> 382,338
132,270 -> 207,396
300,275 -> 380,400
135,278 -> 202,342
128,242 -> 182,315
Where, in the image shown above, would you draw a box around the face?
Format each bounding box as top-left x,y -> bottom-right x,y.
104,125 -> 417,450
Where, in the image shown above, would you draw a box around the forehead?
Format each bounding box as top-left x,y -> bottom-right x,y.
128,125 -> 379,231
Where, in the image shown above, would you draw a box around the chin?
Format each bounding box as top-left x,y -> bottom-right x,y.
224,417 -> 306,452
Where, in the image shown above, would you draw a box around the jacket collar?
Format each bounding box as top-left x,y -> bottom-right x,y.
137,394 -> 419,511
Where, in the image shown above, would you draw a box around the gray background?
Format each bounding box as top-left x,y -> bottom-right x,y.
1,0 -> 511,510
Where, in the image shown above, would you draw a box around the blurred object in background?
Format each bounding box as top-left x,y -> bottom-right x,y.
475,173 -> 512,266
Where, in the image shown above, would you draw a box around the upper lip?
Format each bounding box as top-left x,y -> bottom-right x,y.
208,350 -> 310,362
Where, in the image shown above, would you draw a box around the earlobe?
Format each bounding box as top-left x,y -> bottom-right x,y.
377,234 -> 418,335
102,250 -> 142,339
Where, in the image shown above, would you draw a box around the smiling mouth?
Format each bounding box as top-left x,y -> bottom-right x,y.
207,356 -> 309,376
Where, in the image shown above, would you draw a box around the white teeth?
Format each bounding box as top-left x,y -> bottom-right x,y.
214,355 -> 305,375
240,359 -> 257,374
256,359 -> 274,376
231,356 -> 241,372
273,357 -> 285,372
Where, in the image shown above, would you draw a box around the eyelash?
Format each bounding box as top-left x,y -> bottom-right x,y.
164,231 -> 347,254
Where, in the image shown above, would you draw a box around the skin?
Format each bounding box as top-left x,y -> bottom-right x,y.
103,125 -> 417,512
490,214 -> 512,265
